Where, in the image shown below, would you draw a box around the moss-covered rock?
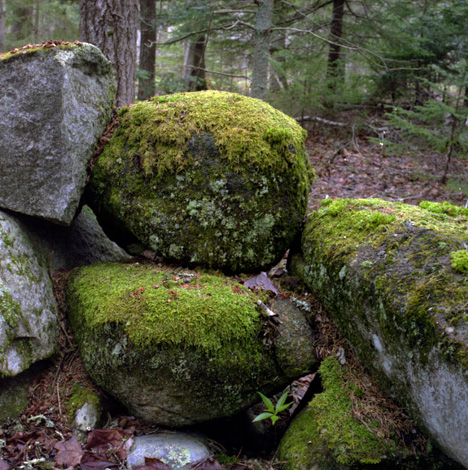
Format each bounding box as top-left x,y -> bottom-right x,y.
279,357 -> 461,470
65,384 -> 103,432
280,358 -> 414,469
67,261 -> 316,426
0,210 -> 58,377
298,198 -> 468,468
87,90 -> 312,273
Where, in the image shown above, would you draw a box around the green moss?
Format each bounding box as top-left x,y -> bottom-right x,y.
279,357 -> 407,469
67,262 -> 264,355
0,282 -> 27,365
65,384 -> 102,423
0,43 -> 80,63
419,200 -> 468,218
89,91 -> 312,272
103,90 -> 309,177
450,250 -> 468,274
300,198 -> 468,428
67,262 -> 292,424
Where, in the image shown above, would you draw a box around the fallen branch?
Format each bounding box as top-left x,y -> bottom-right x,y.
295,115 -> 346,127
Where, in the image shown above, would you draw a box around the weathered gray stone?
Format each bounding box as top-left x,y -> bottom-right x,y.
67,261 -> 317,426
298,198 -> 468,469
0,210 -> 58,376
0,43 -> 115,225
16,205 -> 130,271
127,434 -> 210,470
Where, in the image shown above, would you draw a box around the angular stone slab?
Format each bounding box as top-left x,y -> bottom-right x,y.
16,205 -> 131,271
0,42 -> 115,225
67,262 -> 317,426
298,198 -> 468,468
0,210 -> 59,376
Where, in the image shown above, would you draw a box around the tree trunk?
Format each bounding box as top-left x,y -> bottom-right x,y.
326,0 -> 345,92
138,0 -> 157,100
269,32 -> 288,93
10,4 -> 34,42
183,34 -> 208,91
79,0 -> 139,106
0,0 -> 5,53
251,0 -> 274,101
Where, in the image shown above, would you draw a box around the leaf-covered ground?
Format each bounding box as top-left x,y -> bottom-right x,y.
2,123 -> 465,470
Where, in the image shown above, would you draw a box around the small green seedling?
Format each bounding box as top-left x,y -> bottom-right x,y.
252,390 -> 293,425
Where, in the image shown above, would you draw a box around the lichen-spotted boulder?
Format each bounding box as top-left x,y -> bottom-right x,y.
0,41 -> 115,225
298,198 -> 468,468
67,261 -> 316,426
0,210 -> 58,376
87,91 -> 312,273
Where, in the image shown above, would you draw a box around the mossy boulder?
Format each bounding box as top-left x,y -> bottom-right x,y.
0,42 -> 114,225
0,210 -> 58,377
279,357 -> 435,470
67,261 -> 316,426
298,198 -> 468,468
87,90 -> 312,273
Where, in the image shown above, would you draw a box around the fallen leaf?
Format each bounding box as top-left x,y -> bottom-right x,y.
244,272 -> 278,294
0,460 -> 11,470
53,436 -> 84,467
80,456 -> 117,470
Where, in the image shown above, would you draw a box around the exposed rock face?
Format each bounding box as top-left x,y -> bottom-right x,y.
87,90 -> 312,273
0,43 -> 115,225
67,262 -> 316,426
298,198 -> 468,468
16,205 -> 131,271
0,210 -> 58,376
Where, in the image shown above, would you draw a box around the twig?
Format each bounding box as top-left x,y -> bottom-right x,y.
296,115 -> 346,127
57,382 -> 62,420
351,124 -> 364,158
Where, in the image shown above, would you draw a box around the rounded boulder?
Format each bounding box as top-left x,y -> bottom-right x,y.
67,261 -> 316,426
87,91 -> 312,273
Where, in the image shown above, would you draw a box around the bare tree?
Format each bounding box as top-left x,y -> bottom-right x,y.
251,0 -> 274,100
80,0 -> 139,106
138,0 -> 157,100
183,34 -> 208,91
326,0 -> 345,91
0,0 -> 5,52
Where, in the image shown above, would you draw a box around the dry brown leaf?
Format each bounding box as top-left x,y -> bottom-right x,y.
53,436 -> 84,467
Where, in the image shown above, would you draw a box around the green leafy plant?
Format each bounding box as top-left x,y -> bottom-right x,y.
252,390 -> 293,425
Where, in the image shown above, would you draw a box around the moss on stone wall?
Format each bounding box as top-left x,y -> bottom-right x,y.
67,261 -> 298,425
67,261 -> 267,357
112,91 -> 308,177
0,43 -> 80,63
298,198 -> 468,459
88,91 -> 312,272
65,384 -> 102,423
279,357 -> 409,469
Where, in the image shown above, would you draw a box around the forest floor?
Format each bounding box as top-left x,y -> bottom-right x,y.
1,121 -> 467,470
